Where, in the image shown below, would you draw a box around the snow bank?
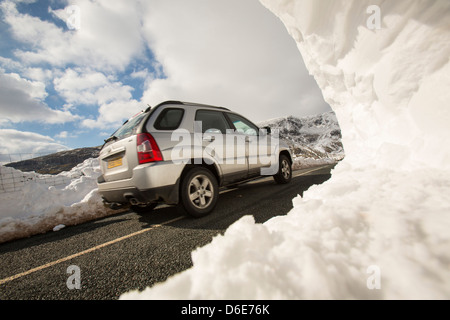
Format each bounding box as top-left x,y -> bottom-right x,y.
0,158 -> 116,243
122,0 -> 450,299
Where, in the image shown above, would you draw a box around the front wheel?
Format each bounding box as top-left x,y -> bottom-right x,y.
180,167 -> 219,218
273,154 -> 292,184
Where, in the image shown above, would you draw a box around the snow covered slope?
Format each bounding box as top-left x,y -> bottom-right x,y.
259,111 -> 344,168
122,0 -> 450,299
0,159 -> 116,243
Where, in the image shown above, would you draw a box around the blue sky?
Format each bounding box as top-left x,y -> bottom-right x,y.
0,0 -> 330,159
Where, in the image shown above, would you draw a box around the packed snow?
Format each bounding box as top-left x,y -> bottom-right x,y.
0,159 -> 116,243
121,0 -> 450,299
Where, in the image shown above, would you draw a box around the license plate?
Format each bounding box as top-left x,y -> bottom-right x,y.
107,157 -> 123,169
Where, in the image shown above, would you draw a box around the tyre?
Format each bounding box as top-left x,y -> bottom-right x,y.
180,167 -> 219,218
131,203 -> 157,214
273,154 -> 292,184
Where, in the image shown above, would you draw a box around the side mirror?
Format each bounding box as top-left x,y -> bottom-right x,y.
261,126 -> 271,135
204,128 -> 222,134
203,128 -> 221,142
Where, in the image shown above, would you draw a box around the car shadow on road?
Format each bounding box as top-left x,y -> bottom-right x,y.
136,170 -> 333,232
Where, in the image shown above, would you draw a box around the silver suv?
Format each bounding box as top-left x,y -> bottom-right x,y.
97,101 -> 292,217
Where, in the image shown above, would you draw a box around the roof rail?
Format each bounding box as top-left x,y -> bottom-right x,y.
153,100 -> 230,111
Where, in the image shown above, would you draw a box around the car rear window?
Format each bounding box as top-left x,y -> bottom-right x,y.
113,112 -> 147,139
154,108 -> 185,130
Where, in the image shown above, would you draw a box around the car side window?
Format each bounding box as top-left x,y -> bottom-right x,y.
195,110 -> 231,134
154,108 -> 185,130
225,113 -> 258,136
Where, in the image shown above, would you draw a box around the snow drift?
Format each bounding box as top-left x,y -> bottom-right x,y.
122,0 -> 450,299
0,159 -> 116,243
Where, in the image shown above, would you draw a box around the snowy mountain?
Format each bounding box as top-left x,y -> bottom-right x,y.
259,111 -> 344,169
5,146 -> 101,174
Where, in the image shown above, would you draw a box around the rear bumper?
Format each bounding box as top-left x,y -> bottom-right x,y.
97,161 -> 184,205
99,184 -> 179,205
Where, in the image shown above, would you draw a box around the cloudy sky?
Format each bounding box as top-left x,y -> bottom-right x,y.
0,0 -> 330,158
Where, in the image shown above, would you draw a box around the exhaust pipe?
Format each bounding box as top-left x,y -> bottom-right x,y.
128,197 -> 140,206
125,195 -> 146,206
102,198 -> 129,210
110,202 -> 127,210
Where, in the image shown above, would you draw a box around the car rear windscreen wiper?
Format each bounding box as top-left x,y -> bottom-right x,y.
103,135 -> 118,146
101,135 -> 118,149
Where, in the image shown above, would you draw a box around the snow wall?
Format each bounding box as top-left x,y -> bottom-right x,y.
0,159 -> 117,243
122,0 -> 450,299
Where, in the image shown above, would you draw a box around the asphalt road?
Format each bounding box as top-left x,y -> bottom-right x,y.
0,164 -> 335,300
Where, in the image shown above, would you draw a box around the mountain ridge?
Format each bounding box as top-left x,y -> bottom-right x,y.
258,111 -> 344,169
4,146 -> 101,174
5,111 -> 344,174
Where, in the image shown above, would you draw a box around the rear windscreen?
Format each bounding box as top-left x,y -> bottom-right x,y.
112,112 -> 147,139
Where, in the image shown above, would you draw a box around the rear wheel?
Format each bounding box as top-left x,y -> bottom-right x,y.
180,167 -> 218,218
273,154 -> 292,184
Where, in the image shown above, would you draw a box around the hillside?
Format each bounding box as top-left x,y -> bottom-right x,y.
5,146 -> 101,174
258,111 -> 344,169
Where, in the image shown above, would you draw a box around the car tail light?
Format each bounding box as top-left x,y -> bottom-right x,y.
137,133 -> 163,164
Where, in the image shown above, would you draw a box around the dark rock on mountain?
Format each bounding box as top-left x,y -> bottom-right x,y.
5,146 -> 101,174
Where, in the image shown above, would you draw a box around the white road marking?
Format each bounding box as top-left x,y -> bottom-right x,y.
0,216 -> 185,286
245,164 -> 332,185
219,188 -> 238,194
0,165 -> 332,286
292,165 -> 331,178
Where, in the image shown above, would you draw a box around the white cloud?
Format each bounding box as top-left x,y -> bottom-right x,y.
0,71 -> 79,124
54,131 -> 68,139
130,69 -> 149,79
53,68 -> 142,128
95,83 -> 135,106
0,56 -> 22,70
140,0 -> 330,122
4,72 -> 47,100
0,129 -> 69,155
53,68 -> 137,106
53,68 -> 112,105
1,0 -> 146,71
22,67 -> 53,83
81,99 -> 142,130
0,57 -> 53,83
